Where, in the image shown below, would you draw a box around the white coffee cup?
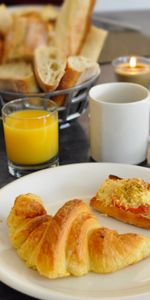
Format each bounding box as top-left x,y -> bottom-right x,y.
89,82 -> 150,164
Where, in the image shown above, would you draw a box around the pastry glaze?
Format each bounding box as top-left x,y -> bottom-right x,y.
90,175 -> 150,229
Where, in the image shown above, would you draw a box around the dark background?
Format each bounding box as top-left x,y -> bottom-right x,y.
0,0 -> 63,5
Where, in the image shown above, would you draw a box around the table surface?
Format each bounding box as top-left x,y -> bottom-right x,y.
1,9 -> 150,300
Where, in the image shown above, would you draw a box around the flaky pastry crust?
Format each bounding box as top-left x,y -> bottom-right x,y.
7,193 -> 150,278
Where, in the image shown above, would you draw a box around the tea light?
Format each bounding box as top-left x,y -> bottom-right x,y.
112,56 -> 150,87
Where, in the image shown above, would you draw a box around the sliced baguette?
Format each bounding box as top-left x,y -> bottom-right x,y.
0,4 -> 13,35
34,46 -> 67,92
0,61 -> 39,93
11,6 -> 42,19
24,17 -> 49,60
80,26 -> 108,62
54,0 -> 96,57
3,17 -> 27,62
3,16 -> 48,62
53,55 -> 100,106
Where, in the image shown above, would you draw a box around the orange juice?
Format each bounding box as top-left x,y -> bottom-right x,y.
3,109 -> 58,165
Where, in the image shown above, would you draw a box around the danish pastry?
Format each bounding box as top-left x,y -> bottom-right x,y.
90,175 -> 150,229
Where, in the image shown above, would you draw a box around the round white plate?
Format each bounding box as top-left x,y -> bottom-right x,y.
0,162 -> 150,300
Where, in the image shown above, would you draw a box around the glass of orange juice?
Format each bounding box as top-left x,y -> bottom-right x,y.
2,97 -> 59,177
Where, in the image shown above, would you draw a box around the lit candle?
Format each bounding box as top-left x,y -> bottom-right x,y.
113,56 -> 150,87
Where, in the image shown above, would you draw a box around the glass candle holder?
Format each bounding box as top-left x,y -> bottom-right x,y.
2,97 -> 59,177
112,56 -> 150,87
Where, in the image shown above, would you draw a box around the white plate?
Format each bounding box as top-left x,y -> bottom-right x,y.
0,162 -> 150,300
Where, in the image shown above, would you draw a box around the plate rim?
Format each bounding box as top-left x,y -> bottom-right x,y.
1,162 -> 150,300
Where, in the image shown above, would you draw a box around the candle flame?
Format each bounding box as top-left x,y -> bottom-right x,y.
129,56 -> 137,68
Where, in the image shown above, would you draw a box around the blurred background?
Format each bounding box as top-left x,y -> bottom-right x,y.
1,0 -> 150,11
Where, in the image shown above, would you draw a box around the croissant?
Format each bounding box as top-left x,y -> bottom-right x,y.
7,193 -> 150,278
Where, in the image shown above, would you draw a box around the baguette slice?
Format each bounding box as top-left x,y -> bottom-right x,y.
3,16 -> 48,62
54,0 -> 96,57
0,4 -> 13,35
80,26 -> 108,62
0,61 -> 39,93
34,46 -> 66,92
53,55 -> 100,106
90,175 -> 150,229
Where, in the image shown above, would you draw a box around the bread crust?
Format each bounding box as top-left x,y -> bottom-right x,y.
0,4 -> 13,36
0,37 -> 4,63
75,0 -> 96,55
54,0 -> 96,57
0,62 -> 39,93
12,5 -> 58,22
53,56 -> 100,106
90,196 -> 150,229
3,16 -> 49,62
80,26 -> 108,62
53,65 -> 81,106
34,46 -> 66,92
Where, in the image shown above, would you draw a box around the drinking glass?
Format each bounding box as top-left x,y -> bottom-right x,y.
2,97 -> 59,177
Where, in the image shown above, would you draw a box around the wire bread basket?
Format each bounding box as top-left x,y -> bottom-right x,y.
0,69 -> 100,128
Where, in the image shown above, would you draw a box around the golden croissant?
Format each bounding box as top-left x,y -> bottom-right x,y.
7,193 -> 150,278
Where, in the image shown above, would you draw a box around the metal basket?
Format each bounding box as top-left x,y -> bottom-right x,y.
0,69 -> 100,128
